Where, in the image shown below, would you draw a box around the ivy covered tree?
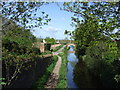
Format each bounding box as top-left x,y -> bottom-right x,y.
1,2 -> 52,87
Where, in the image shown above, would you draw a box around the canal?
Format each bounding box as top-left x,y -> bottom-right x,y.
67,45 -> 79,88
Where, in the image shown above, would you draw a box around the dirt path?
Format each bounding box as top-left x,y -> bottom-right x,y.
52,45 -> 66,55
44,56 -> 62,88
44,45 -> 65,88
39,45 -> 66,58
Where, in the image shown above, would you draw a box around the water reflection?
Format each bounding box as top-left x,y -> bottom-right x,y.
67,45 -> 79,88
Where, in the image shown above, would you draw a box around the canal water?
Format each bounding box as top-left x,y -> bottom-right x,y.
67,45 -> 79,88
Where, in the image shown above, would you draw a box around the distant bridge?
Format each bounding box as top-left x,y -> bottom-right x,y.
67,51 -> 75,53
66,43 -> 76,47
66,43 -> 76,53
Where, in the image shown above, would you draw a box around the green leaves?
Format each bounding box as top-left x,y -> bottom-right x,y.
63,2 -> 71,6
2,21 -> 36,48
62,2 -> 120,88
64,30 -> 68,35
0,78 -> 6,85
42,11 -> 45,14
0,82 -> 6,85
2,2 -> 51,29
62,2 -> 119,39
45,37 -> 55,44
38,17 -> 42,21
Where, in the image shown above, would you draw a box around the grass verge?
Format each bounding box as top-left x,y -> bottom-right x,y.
56,47 -> 68,88
31,55 -> 58,89
52,45 -> 64,52
41,51 -> 52,55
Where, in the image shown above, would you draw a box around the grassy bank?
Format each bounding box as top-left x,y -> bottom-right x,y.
56,47 -> 68,88
73,57 -> 98,88
41,51 -> 52,55
31,55 -> 58,89
74,41 -> 120,88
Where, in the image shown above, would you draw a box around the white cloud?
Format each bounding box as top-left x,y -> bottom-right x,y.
44,26 -> 62,32
61,17 -> 66,21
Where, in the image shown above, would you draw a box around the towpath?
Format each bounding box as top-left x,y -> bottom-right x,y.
44,45 -> 65,88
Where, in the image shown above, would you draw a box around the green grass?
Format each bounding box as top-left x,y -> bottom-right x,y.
31,55 -> 58,89
41,51 -> 52,55
56,48 -> 68,88
52,45 -> 64,52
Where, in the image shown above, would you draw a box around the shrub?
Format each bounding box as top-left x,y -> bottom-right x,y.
44,43 -> 51,51
32,47 -> 41,55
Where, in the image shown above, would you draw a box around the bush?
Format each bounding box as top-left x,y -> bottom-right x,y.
2,39 -> 19,52
32,47 -> 41,55
41,51 -> 52,55
44,43 -> 51,51
2,39 -> 41,55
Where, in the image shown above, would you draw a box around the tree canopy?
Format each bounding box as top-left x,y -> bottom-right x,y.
62,2 -> 120,40
1,2 -> 51,29
45,37 -> 55,44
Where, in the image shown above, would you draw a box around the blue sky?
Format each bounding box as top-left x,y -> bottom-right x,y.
32,2 -> 75,40
31,2 -> 119,40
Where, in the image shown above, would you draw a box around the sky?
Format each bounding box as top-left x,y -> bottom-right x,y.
32,2 -> 75,40
31,2 -> 119,40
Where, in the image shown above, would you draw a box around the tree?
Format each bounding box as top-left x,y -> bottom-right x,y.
60,2 -> 120,56
45,37 -> 55,44
1,2 -> 51,29
1,2 -> 52,87
2,18 -> 36,47
73,18 -> 102,56
60,2 -> 120,88
2,15 -> 41,86
61,2 -> 120,39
